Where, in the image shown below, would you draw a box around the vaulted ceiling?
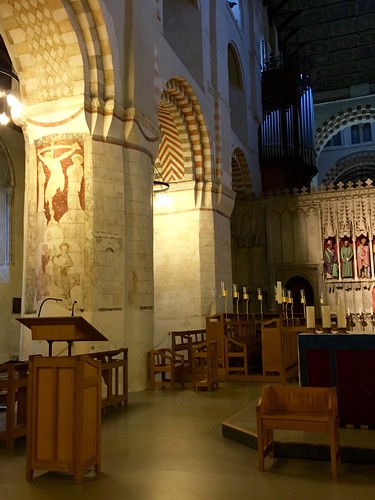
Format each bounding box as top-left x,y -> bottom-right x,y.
266,0 -> 375,101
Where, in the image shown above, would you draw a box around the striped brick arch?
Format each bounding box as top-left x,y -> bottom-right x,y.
316,104 -> 375,157
322,151 -> 375,185
231,148 -> 252,195
0,0 -> 114,106
157,78 -> 211,184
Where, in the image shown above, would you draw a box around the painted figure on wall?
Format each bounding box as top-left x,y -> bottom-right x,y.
357,237 -> 370,278
53,242 -> 73,299
37,142 -> 81,222
324,238 -> 338,279
67,154 -> 84,210
36,243 -> 52,300
340,239 -> 353,278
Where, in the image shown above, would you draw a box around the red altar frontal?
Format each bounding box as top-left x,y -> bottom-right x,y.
298,333 -> 375,428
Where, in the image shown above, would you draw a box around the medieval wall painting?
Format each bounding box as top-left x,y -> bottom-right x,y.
34,138 -> 85,310
37,140 -> 85,223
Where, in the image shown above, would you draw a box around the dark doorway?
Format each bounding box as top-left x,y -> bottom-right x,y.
285,276 -> 314,316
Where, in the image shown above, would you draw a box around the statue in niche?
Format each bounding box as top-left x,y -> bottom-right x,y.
324,238 -> 338,279
357,237 -> 370,278
340,239 -> 353,278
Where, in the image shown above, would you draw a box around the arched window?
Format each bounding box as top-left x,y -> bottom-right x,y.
0,142 -> 14,268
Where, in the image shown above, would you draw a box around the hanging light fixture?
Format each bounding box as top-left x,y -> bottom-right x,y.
0,67 -> 22,126
153,159 -> 169,192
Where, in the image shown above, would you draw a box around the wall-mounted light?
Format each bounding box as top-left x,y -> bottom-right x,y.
0,67 -> 22,126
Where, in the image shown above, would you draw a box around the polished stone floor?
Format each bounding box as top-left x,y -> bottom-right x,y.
1,382 -> 375,500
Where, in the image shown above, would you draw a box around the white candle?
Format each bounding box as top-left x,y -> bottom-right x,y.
321,305 -> 331,329
337,304 -> 346,329
306,306 -> 315,329
276,281 -> 282,304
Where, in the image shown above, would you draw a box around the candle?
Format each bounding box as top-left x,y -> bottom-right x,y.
276,281 -> 282,304
257,288 -> 263,301
321,305 -> 331,329
243,286 -> 247,294
337,304 -> 346,329
306,306 -> 315,329
371,307 -> 373,315
300,289 -> 305,304
347,307 -> 350,316
320,293 -> 324,305
233,284 -> 238,298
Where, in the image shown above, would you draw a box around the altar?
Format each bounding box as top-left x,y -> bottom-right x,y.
298,333 -> 375,427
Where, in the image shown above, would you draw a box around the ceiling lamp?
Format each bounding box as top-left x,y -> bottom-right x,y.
153,160 -> 169,192
0,67 -> 22,126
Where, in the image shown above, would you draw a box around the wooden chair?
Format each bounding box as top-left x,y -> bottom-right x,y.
191,341 -> 219,391
0,361 -> 29,449
171,330 -> 206,381
256,385 -> 340,476
89,348 -> 128,410
224,337 -> 248,377
149,348 -> 185,389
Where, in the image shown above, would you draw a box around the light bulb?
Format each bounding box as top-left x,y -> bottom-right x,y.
0,112 -> 10,125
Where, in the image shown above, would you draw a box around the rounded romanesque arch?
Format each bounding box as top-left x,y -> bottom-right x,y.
157,77 -> 212,184
322,151 -> 375,185
231,147 -> 252,196
0,0 -> 116,125
315,104 -> 375,157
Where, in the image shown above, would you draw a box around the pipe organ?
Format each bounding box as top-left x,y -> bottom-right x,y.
259,60 -> 317,191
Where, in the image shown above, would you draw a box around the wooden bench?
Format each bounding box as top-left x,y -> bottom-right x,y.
256,385 -> 340,476
0,361 -> 29,448
89,348 -> 128,410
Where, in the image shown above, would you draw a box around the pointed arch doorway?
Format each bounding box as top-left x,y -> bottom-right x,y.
285,275 -> 314,316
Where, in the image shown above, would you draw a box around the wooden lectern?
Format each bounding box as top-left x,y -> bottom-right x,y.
26,354 -> 102,483
18,316 -> 108,356
18,316 -> 108,483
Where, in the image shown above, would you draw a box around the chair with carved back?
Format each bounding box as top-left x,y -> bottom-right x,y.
149,348 -> 186,389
